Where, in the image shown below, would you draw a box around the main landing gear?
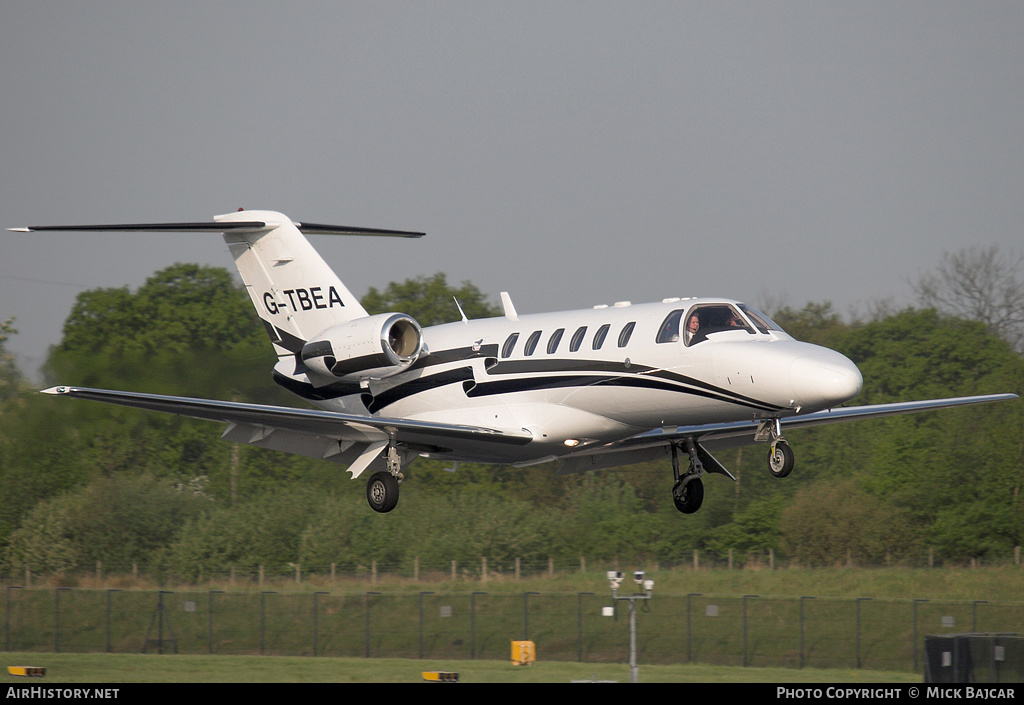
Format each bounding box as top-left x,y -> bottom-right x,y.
366,445 -> 404,513
670,442 -> 704,515
668,420 -> 796,515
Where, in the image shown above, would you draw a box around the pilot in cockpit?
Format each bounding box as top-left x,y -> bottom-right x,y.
685,312 -> 700,344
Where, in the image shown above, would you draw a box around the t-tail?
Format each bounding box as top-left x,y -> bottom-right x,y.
219,210 -> 375,357
11,210 -> 427,397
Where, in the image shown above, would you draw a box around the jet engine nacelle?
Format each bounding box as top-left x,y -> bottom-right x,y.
300,313 -> 424,382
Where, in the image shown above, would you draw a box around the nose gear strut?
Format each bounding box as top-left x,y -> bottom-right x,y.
756,417 -> 795,478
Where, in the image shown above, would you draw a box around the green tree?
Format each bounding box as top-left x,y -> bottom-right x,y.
361,272 -> 501,326
46,263 -> 275,398
771,301 -> 845,347
0,317 -> 22,401
809,309 -> 1024,560
779,479 -> 923,566
2,475 -> 207,576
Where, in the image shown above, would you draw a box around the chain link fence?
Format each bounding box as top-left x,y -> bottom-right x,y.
5,586 -> 1023,673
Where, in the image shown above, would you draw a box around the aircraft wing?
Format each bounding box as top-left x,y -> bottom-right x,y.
41,385 -> 532,477
558,393 -> 1018,474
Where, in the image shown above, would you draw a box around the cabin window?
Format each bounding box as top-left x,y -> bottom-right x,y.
618,321 -> 636,348
547,328 -> 564,354
569,326 -> 587,352
501,332 -> 519,358
524,330 -> 542,356
656,310 -> 683,343
592,324 -> 611,350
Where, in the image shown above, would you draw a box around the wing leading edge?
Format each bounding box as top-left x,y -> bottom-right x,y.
557,393 -> 1019,474
41,385 -> 532,477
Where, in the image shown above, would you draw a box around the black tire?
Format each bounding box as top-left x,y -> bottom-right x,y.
768,441 -> 795,478
366,472 -> 400,513
673,478 -> 704,514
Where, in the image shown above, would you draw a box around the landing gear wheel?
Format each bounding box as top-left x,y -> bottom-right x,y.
366,471 -> 400,513
768,441 -> 795,478
673,477 -> 704,514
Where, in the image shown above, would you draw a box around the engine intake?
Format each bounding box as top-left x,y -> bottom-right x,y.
300,313 -> 424,382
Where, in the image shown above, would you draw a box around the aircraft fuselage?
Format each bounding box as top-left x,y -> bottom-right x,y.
289,297 -> 863,465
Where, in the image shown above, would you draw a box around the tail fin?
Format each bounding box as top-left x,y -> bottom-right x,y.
10,209 -> 424,360
219,210 -> 368,357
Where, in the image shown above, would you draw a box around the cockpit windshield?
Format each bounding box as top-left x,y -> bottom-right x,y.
657,303 -> 787,346
682,304 -> 754,345
738,305 -> 786,335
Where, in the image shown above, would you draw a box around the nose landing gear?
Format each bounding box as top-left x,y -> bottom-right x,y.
757,417 -> 795,478
768,439 -> 795,478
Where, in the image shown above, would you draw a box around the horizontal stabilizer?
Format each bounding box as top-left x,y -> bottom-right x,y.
10,220 -> 424,238
9,221 -> 265,233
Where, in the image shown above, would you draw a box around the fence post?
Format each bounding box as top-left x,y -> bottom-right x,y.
973,599 -> 988,632
208,590 -> 224,654
799,596 -> 814,669
419,591 -> 434,659
364,591 -> 380,658
856,597 -> 872,669
471,592 -> 486,659
742,594 -> 757,667
523,592 -> 539,641
912,598 -> 929,672
260,591 -> 276,655
54,587 -> 70,653
105,588 -> 121,653
577,592 -> 594,662
686,593 -> 701,662
313,591 -> 328,656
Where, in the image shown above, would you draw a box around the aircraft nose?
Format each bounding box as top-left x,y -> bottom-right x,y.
789,350 -> 863,410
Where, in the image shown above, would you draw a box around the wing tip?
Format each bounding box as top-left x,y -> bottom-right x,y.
40,386 -> 71,395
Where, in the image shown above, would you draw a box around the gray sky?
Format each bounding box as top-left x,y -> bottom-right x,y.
2,1 -> 1022,380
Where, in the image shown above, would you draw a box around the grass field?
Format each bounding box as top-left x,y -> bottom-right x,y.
52,564 -> 1024,601
0,652 -> 922,683
6,567 -> 1016,683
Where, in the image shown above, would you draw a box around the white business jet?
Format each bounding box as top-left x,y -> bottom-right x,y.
13,210 -> 1017,514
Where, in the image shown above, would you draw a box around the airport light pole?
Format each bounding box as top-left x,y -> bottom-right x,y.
606,570 -> 654,683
